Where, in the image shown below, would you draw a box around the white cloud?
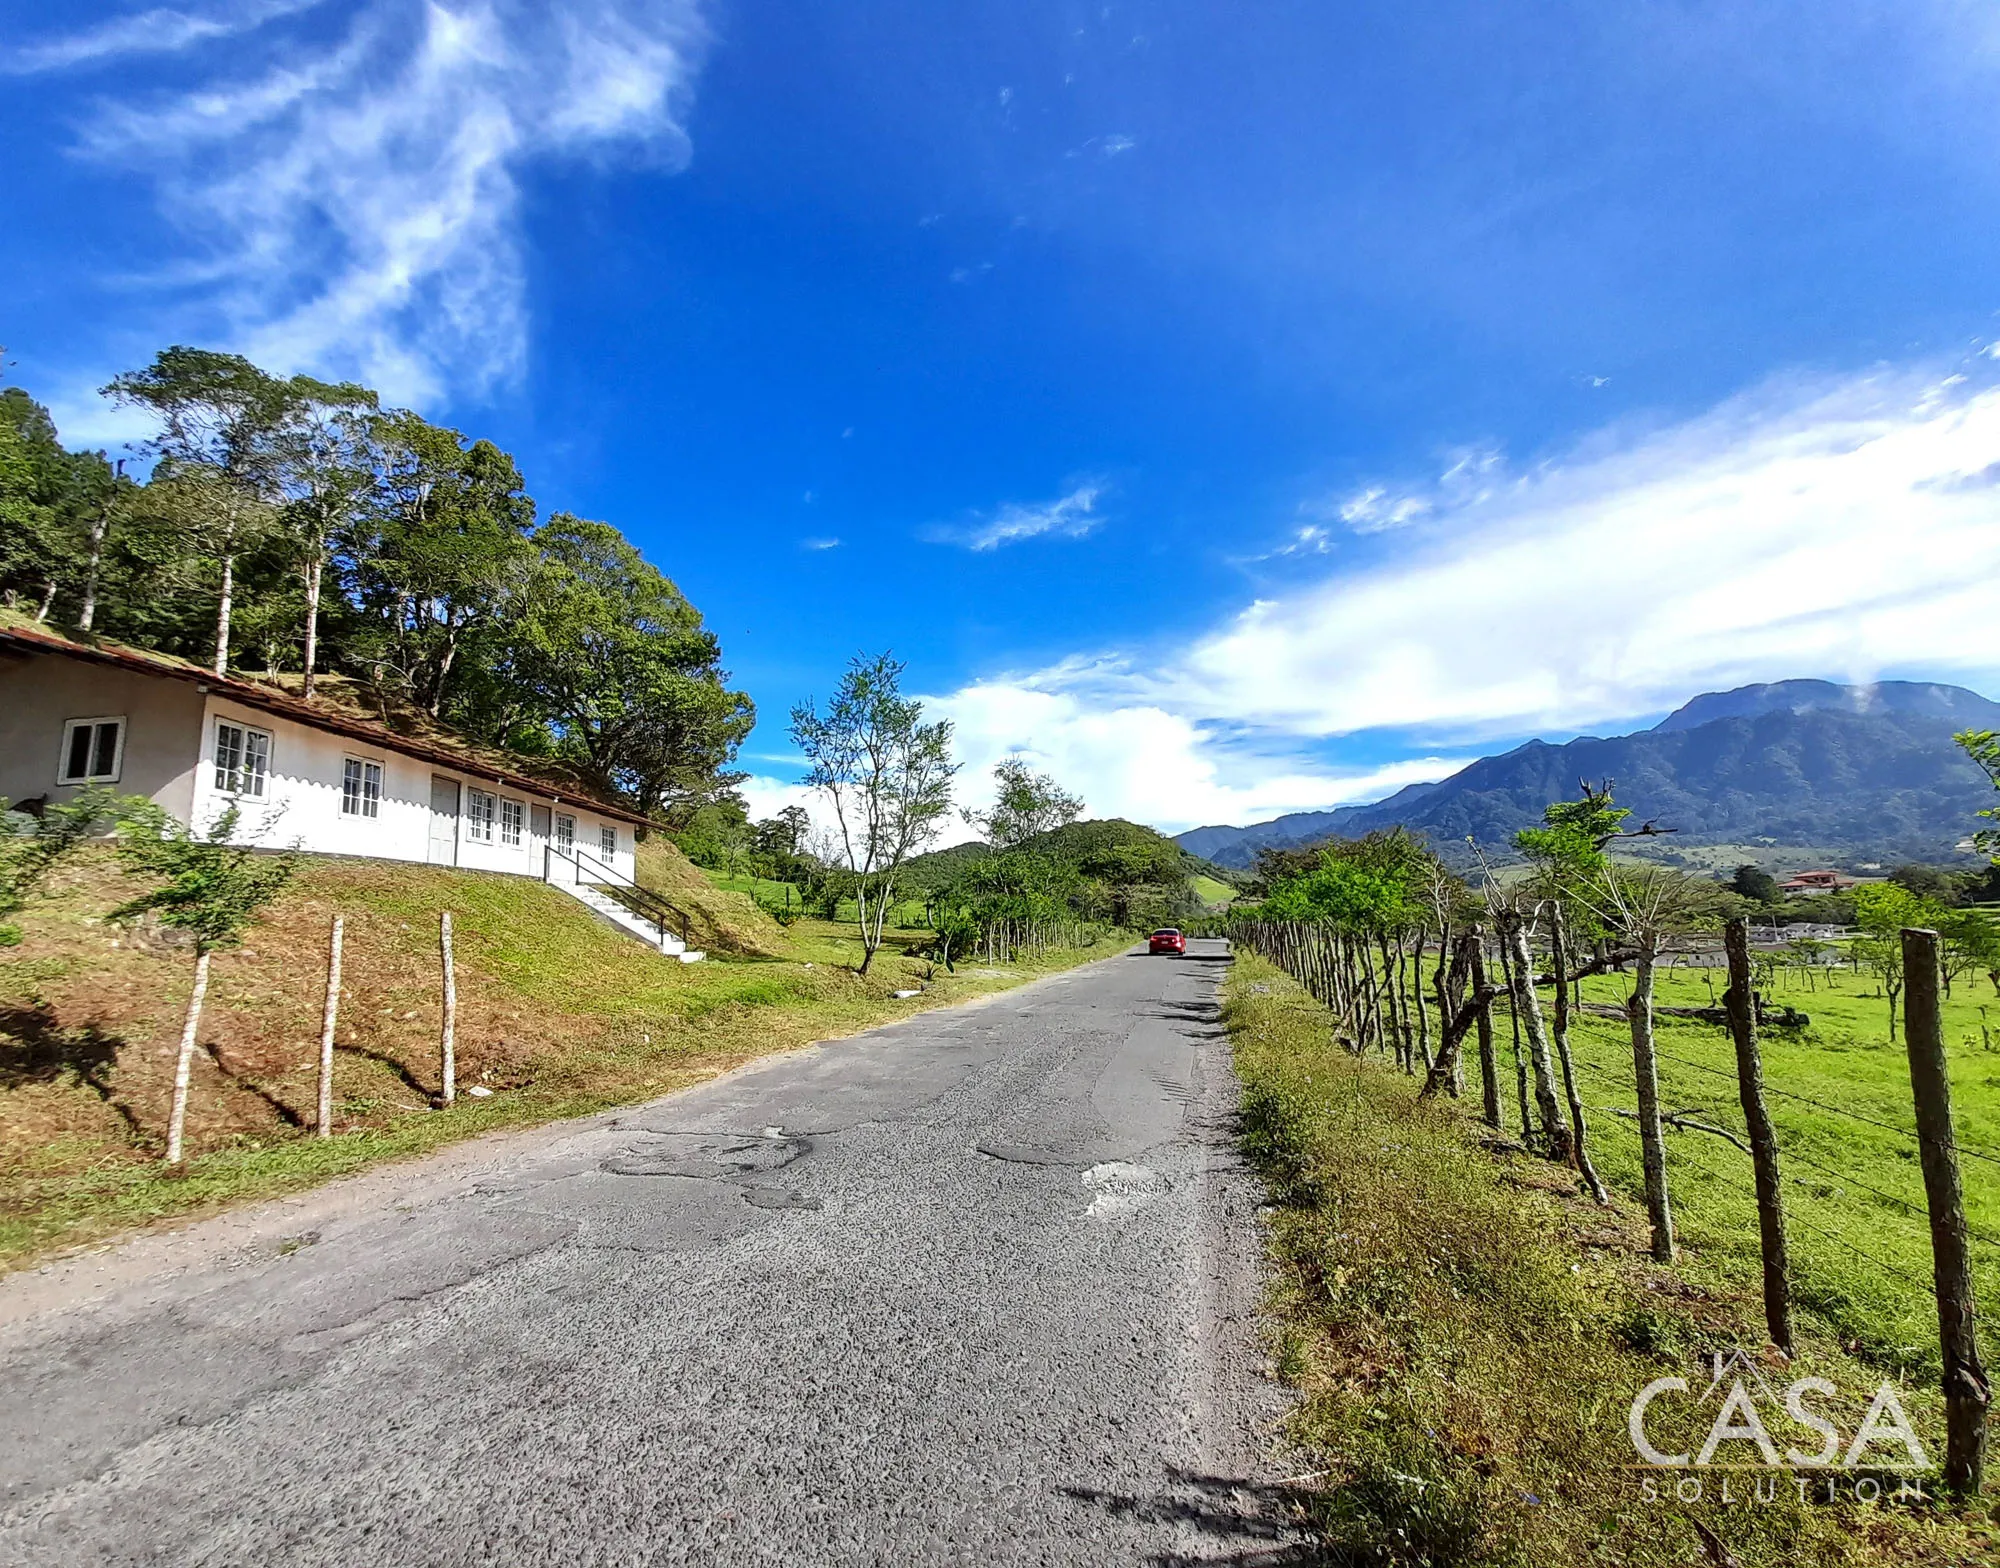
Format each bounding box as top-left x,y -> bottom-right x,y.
910,363 -> 2000,832
945,482 -> 1106,551
800,536 -> 841,550
2,0 -> 324,74
1172,368 -> 2000,740
45,0 -> 707,404
927,679 -> 1467,836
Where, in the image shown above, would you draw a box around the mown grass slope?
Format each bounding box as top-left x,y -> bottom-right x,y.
0,843 -> 1124,1269
1228,952 -> 1996,1566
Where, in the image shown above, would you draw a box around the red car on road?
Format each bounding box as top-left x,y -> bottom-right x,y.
1148,928 -> 1187,956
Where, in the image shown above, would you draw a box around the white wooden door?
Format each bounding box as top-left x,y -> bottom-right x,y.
427,775 -> 460,865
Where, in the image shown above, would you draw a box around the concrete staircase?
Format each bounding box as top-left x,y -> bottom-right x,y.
555,879 -> 705,962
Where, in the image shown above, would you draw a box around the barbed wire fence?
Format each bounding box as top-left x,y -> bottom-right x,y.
1227,912 -> 1994,1496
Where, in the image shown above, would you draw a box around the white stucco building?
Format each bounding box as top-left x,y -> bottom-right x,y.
0,624 -> 699,956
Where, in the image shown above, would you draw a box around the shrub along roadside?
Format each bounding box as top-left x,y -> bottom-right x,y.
1225,952 -> 1996,1567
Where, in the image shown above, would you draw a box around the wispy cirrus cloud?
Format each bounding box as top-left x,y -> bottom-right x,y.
29,0 -> 708,405
938,481 -> 1107,551
1,0 -> 325,74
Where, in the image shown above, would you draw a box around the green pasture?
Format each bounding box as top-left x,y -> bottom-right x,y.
1553,960 -> 2000,1375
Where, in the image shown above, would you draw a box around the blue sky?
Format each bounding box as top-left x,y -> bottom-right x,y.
6,0 -> 2000,837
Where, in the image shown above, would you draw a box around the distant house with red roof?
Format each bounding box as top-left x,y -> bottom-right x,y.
1777,869 -> 1854,895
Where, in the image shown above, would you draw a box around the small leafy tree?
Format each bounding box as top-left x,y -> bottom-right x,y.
963,759 -> 1084,849
115,806 -> 297,1163
1956,729 -> 2000,858
791,654 -> 957,974
1574,863 -> 1724,1261
1852,882 -> 1941,1040
1730,864 -> 1781,905
0,788 -> 121,944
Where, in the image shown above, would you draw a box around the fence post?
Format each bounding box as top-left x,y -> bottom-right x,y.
1471,935 -> 1500,1129
316,914 -> 343,1139
440,911 -> 457,1107
1725,917 -> 1793,1356
1901,927 -> 1990,1495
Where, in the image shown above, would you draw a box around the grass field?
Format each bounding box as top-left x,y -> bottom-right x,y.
1227,952 -> 1998,1566
0,845 -> 1126,1271
697,868 -> 930,929
1556,960 -> 2000,1378
1190,873 -> 1237,909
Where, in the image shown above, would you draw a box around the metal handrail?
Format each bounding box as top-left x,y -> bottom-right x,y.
544,843 -> 693,947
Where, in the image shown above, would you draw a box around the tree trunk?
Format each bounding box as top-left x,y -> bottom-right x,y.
213,551 -> 235,676
1503,913 -> 1571,1162
1358,940 -> 1380,1053
1629,941 -> 1676,1262
1411,933 -> 1432,1071
302,553 -> 324,700
1496,929 -> 1533,1140
164,948 -> 213,1165
1472,939 -> 1500,1128
1550,904 -> 1608,1202
79,504 -> 109,632
35,577 -> 57,623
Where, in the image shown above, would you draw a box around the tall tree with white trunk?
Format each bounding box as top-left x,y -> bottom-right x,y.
791,654 -> 958,976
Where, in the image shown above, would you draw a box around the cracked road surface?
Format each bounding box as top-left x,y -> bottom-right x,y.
0,938 -> 1300,1566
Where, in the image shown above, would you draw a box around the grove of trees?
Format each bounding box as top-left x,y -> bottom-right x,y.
1,348 -> 753,828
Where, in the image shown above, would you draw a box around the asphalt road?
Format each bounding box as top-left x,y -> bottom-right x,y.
0,937 -> 1300,1566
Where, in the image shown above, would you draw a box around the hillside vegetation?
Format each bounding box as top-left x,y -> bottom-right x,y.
0,840 -> 1124,1269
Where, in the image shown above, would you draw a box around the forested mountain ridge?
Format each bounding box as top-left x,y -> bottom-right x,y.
1178,679 -> 2000,868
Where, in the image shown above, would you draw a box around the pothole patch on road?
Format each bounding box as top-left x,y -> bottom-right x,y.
741,1188 -> 823,1212
600,1131 -> 810,1179
1081,1161 -> 1165,1219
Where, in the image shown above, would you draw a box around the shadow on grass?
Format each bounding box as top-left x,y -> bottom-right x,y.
206,1045 -> 307,1129
334,1043 -> 437,1103
0,1004 -> 147,1140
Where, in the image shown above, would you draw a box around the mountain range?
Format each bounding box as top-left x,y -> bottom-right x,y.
1176,679 -> 2000,870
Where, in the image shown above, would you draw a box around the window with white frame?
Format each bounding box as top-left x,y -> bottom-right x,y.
341,757 -> 383,818
555,813 -> 575,853
58,717 -> 125,784
599,824 -> 617,860
213,720 -> 270,797
500,797 -> 524,847
466,789 -> 496,842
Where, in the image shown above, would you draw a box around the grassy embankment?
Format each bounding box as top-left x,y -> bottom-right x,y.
0,839 -> 1126,1271
1228,951 -> 1997,1567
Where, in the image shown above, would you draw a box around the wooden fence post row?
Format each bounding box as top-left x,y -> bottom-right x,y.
1234,914 -> 1991,1495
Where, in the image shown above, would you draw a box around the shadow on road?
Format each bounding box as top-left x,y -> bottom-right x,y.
1060,1468 -> 1337,1566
